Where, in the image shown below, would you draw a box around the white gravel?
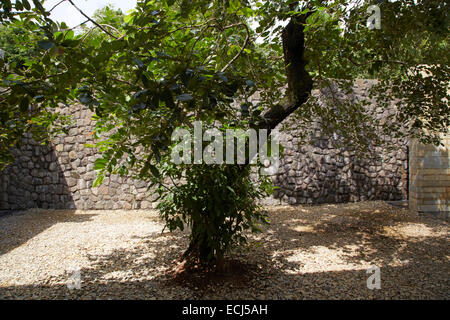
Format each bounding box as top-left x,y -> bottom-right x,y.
0,202 -> 448,300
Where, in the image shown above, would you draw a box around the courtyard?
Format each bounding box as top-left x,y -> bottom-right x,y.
0,201 -> 448,300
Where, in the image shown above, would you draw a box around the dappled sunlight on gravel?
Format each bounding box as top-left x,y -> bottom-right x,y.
0,201 -> 448,299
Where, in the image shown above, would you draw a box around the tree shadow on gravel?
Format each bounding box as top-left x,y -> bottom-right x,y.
0,210 -> 97,256
264,204 -> 449,266
0,203 -> 448,300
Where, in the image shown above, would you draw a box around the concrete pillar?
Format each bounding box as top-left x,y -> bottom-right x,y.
409,133 -> 450,218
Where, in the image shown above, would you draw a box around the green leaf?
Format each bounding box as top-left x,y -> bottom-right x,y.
22,0 -> 31,10
33,95 -> 44,102
78,93 -> 93,105
132,57 -> 145,68
218,72 -> 228,82
94,158 -> 108,170
177,93 -> 193,101
32,0 -> 45,13
93,175 -> 105,188
54,31 -> 64,42
37,40 -> 55,50
19,96 -> 29,112
15,1 -> 23,11
65,30 -> 75,40
124,14 -> 134,24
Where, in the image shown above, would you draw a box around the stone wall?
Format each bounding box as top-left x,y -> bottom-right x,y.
409,134 -> 450,218
0,81 -> 409,210
0,136 -> 73,210
263,126 -> 408,206
261,79 -> 408,205
0,106 -> 157,210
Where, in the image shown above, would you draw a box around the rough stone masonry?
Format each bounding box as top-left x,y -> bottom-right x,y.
0,80 -> 409,210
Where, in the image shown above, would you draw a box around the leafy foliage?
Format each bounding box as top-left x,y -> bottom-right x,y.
157,163 -> 272,263
0,22 -> 38,67
298,0 -> 449,147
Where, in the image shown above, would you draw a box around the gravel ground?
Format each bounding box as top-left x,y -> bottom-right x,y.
0,201 -> 448,300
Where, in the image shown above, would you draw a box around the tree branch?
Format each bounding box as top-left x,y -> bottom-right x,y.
71,19 -> 89,30
220,23 -> 250,73
109,77 -> 140,88
118,19 -> 217,41
347,56 -> 408,67
246,13 -> 313,165
48,0 -> 67,13
259,14 -> 313,132
99,24 -> 122,37
67,0 -> 118,39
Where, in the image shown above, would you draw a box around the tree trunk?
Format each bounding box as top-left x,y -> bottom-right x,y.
259,13 -> 313,131
182,222 -> 214,266
246,13 -> 313,164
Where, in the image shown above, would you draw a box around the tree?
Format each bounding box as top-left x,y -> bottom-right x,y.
0,13 -> 72,168
0,0 -> 448,268
0,22 -> 38,68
